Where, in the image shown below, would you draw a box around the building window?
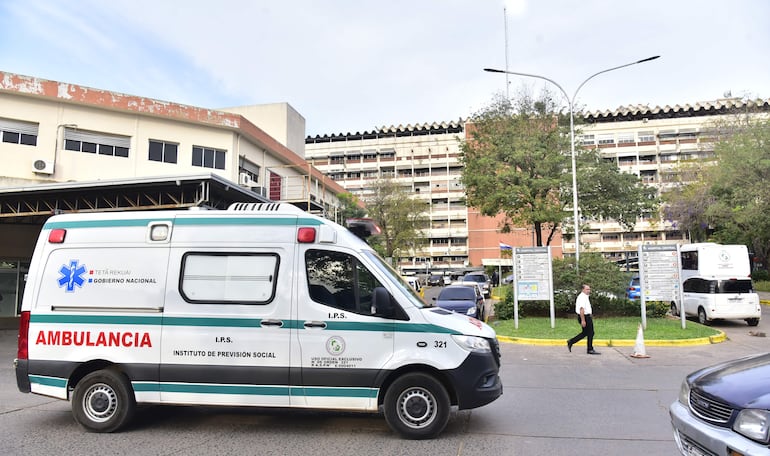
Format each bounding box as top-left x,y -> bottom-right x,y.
638,131 -> 655,142
580,134 -> 595,146
149,140 -> 178,164
617,133 -> 635,144
597,134 -> 615,145
0,118 -> 38,146
64,128 -> 130,158
192,146 -> 226,170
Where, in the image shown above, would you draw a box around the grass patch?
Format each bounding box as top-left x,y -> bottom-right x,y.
490,317 -> 720,340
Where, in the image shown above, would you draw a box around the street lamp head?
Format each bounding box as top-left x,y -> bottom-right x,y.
637,55 -> 660,64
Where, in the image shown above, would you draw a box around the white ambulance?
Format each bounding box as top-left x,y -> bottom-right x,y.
14,203 -> 502,439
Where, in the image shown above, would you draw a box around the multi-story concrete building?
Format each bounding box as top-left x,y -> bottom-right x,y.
305,98 -> 770,274
578,98 -> 770,265
305,122 -> 562,276
0,71 -> 347,319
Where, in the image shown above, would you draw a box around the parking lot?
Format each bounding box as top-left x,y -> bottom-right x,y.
1,304 -> 768,456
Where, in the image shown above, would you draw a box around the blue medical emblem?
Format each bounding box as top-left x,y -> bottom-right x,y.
58,260 -> 88,292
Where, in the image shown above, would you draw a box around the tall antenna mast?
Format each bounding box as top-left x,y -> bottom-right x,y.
504,6 -> 510,99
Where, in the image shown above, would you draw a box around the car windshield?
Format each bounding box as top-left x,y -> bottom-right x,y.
362,250 -> 426,308
464,274 -> 485,282
438,287 -> 475,300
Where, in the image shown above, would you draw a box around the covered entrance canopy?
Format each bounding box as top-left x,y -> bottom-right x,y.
0,173 -> 270,225
0,173 -> 272,323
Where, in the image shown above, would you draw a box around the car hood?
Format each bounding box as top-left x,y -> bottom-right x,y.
421,306 -> 496,339
435,299 -> 476,312
689,353 -> 770,409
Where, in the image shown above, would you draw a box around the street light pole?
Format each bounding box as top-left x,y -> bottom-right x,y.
484,56 -> 659,269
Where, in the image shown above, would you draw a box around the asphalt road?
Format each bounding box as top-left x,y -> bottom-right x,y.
1,302 -> 768,456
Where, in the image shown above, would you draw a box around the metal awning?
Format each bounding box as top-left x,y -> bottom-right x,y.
0,173 -> 269,224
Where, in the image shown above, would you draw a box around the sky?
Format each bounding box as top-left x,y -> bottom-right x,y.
1,0 -> 768,137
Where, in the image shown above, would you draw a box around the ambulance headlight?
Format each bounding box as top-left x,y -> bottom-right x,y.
451,335 -> 491,353
733,409 -> 770,443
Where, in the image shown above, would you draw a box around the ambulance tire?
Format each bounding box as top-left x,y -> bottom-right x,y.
383,372 -> 450,439
72,368 -> 136,433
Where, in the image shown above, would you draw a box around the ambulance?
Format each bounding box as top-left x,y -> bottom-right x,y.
14,203 -> 502,439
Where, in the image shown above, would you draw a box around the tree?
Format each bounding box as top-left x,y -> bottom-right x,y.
335,192 -> 366,224
662,167 -> 714,242
461,89 -> 659,246
704,118 -> 770,269
363,179 -> 427,260
461,91 -> 569,246
663,117 -> 770,269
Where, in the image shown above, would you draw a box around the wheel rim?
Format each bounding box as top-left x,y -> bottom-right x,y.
698,310 -> 706,324
396,386 -> 437,429
82,382 -> 118,423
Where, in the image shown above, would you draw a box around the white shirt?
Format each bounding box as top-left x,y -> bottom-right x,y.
575,291 -> 592,315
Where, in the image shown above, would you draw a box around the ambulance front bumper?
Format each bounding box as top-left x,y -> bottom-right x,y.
446,350 -> 502,410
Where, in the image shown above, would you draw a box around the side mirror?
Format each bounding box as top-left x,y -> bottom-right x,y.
372,287 -> 393,317
372,286 -> 409,320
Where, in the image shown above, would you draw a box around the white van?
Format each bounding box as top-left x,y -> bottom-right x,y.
672,243 -> 761,326
14,203 -> 502,439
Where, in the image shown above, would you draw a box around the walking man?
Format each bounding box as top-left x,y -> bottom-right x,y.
567,284 -> 600,355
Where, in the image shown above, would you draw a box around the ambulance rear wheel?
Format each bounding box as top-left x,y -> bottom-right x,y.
383,373 -> 450,439
72,369 -> 136,432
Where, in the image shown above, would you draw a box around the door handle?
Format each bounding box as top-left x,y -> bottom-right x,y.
260,319 -> 284,327
303,321 -> 327,329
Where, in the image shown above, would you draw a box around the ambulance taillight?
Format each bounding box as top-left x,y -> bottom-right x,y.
17,311 -> 30,360
48,228 -> 66,244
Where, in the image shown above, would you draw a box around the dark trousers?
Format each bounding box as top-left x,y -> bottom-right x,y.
568,314 -> 594,352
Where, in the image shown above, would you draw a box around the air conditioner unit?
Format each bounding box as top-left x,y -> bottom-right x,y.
239,172 -> 254,186
32,159 -> 54,175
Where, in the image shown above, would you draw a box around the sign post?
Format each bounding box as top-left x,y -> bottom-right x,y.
513,247 -> 553,329
638,244 -> 683,329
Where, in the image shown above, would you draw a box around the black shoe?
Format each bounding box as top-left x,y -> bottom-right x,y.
567,341 -> 573,352
587,350 -> 601,355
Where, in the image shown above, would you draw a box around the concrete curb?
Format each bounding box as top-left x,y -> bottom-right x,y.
497,330 -> 727,347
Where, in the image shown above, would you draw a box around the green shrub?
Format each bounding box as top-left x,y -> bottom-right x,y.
754,280 -> 770,292
493,289 -> 516,320
493,288 -> 666,320
752,269 -> 770,282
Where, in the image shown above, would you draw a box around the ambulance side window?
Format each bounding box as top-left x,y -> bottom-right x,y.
306,249 -> 382,316
180,252 -> 279,304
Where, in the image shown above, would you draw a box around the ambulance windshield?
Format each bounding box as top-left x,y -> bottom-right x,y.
362,251 -> 427,309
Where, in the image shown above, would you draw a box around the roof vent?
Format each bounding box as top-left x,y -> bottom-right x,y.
227,202 -> 305,213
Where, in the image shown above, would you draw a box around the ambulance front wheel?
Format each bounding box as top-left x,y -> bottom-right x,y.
72,368 -> 136,432
383,373 -> 450,439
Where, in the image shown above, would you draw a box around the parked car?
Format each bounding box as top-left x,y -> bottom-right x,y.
462,273 -> 491,298
626,275 -> 641,300
670,353 -> 770,456
433,284 -> 485,320
403,276 -> 421,293
502,273 -> 514,285
427,274 -> 444,287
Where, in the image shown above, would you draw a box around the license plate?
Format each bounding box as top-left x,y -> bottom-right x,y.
680,440 -> 708,456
